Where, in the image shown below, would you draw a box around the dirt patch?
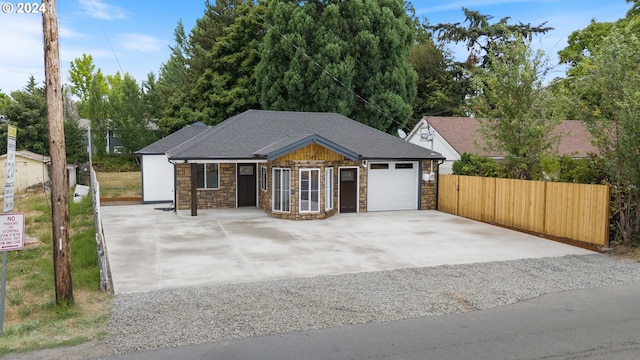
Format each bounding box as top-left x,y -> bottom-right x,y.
100,197 -> 142,206
608,245 -> 640,262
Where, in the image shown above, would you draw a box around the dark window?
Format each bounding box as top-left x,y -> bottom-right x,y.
370,163 -> 389,170
196,163 -> 219,189
395,163 -> 414,169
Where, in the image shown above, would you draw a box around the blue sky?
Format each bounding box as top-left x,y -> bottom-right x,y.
0,0 -> 631,94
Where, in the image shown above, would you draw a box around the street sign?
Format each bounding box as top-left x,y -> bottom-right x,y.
3,125 -> 16,213
0,213 -> 24,252
2,186 -> 13,214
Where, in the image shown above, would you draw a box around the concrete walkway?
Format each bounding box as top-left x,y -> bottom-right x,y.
101,205 -> 595,294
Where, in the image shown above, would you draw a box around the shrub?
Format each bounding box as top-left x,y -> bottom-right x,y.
452,153 -> 504,177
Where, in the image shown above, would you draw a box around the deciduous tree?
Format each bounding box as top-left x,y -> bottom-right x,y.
570,19 -> 640,244
106,72 -> 156,155
468,36 -> 562,180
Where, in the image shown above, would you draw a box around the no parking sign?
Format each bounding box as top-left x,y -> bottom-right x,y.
0,213 -> 25,252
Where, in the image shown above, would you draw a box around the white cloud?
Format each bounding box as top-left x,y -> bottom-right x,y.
78,0 -> 127,20
416,0 -> 545,15
120,33 -> 164,52
59,22 -> 85,40
0,15 -> 45,92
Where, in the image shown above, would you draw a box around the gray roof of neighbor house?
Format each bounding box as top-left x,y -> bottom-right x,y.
136,122 -> 209,155
165,110 -> 444,161
412,117 -> 597,158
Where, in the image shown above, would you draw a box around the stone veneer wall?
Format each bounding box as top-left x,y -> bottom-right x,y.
175,158 -> 438,216
175,163 -> 236,210
420,159 -> 439,210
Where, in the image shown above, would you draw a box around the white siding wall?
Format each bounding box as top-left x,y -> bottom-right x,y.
407,123 -> 459,175
141,155 -> 174,203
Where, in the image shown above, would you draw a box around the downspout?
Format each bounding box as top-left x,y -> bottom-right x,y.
418,160 -> 423,210
436,159 -> 445,210
168,158 -> 177,213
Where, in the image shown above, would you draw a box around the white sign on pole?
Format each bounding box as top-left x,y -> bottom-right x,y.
3,126 -> 16,213
0,213 -> 24,252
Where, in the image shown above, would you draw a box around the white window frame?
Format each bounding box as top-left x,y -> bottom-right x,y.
325,167 -> 334,210
261,166 -> 267,191
196,163 -> 220,190
299,168 -> 320,213
272,168 -> 291,212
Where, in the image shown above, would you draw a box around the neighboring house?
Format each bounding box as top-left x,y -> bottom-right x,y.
79,118 -> 124,154
406,117 -> 598,174
0,150 -> 76,192
79,118 -> 158,154
137,110 -> 445,220
136,122 -> 208,203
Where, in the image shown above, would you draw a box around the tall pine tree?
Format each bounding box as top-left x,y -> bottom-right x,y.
256,0 -> 417,133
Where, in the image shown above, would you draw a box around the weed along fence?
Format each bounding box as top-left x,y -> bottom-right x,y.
438,175 -> 610,247
90,168 -> 113,293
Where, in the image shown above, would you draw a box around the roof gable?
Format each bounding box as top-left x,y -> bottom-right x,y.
254,134 -> 359,160
136,123 -> 209,155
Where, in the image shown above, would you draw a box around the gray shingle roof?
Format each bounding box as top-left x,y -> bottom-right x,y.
166,110 -> 444,160
136,122 -> 209,155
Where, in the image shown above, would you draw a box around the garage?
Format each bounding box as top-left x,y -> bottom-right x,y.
367,161 -> 419,211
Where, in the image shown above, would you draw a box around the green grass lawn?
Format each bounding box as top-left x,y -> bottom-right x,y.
95,172 -> 141,199
0,188 -> 112,355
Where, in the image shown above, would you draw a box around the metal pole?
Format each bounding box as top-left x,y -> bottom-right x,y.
0,251 -> 7,333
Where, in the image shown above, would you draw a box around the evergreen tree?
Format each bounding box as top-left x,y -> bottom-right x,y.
256,0 -> 417,133
190,1 -> 266,124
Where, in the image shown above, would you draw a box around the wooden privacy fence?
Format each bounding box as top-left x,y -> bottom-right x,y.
438,175 -> 610,246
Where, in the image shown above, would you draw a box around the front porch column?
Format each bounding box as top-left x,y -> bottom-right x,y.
191,163 -> 197,216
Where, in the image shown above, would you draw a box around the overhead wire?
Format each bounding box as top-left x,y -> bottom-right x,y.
252,9 -> 409,131
85,1 -> 124,75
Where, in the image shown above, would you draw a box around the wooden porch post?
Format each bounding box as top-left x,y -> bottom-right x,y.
190,163 -> 197,216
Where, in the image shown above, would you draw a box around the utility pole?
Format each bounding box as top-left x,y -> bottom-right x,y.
43,0 -> 73,304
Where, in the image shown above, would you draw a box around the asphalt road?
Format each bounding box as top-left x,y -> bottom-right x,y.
96,284 -> 640,360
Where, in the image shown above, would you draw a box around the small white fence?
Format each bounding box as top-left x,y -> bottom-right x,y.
90,168 -> 113,293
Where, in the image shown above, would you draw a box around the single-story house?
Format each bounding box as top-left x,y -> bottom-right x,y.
405,117 -> 598,174
0,150 -> 76,192
137,110 -> 445,220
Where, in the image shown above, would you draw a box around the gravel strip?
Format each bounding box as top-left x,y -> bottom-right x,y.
105,254 -> 640,353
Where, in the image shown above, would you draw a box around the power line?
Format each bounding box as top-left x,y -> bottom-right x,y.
84,1 -> 124,75
252,9 -> 408,131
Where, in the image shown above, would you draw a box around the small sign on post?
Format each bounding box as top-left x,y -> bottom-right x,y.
3,125 -> 16,214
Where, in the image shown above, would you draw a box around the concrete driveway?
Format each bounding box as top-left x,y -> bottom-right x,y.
101,205 -> 595,294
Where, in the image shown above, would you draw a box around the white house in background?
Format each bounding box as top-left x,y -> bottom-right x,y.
405,117 -> 598,174
135,122 -> 208,203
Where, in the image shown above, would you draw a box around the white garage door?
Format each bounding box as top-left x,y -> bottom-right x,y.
367,161 -> 419,211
